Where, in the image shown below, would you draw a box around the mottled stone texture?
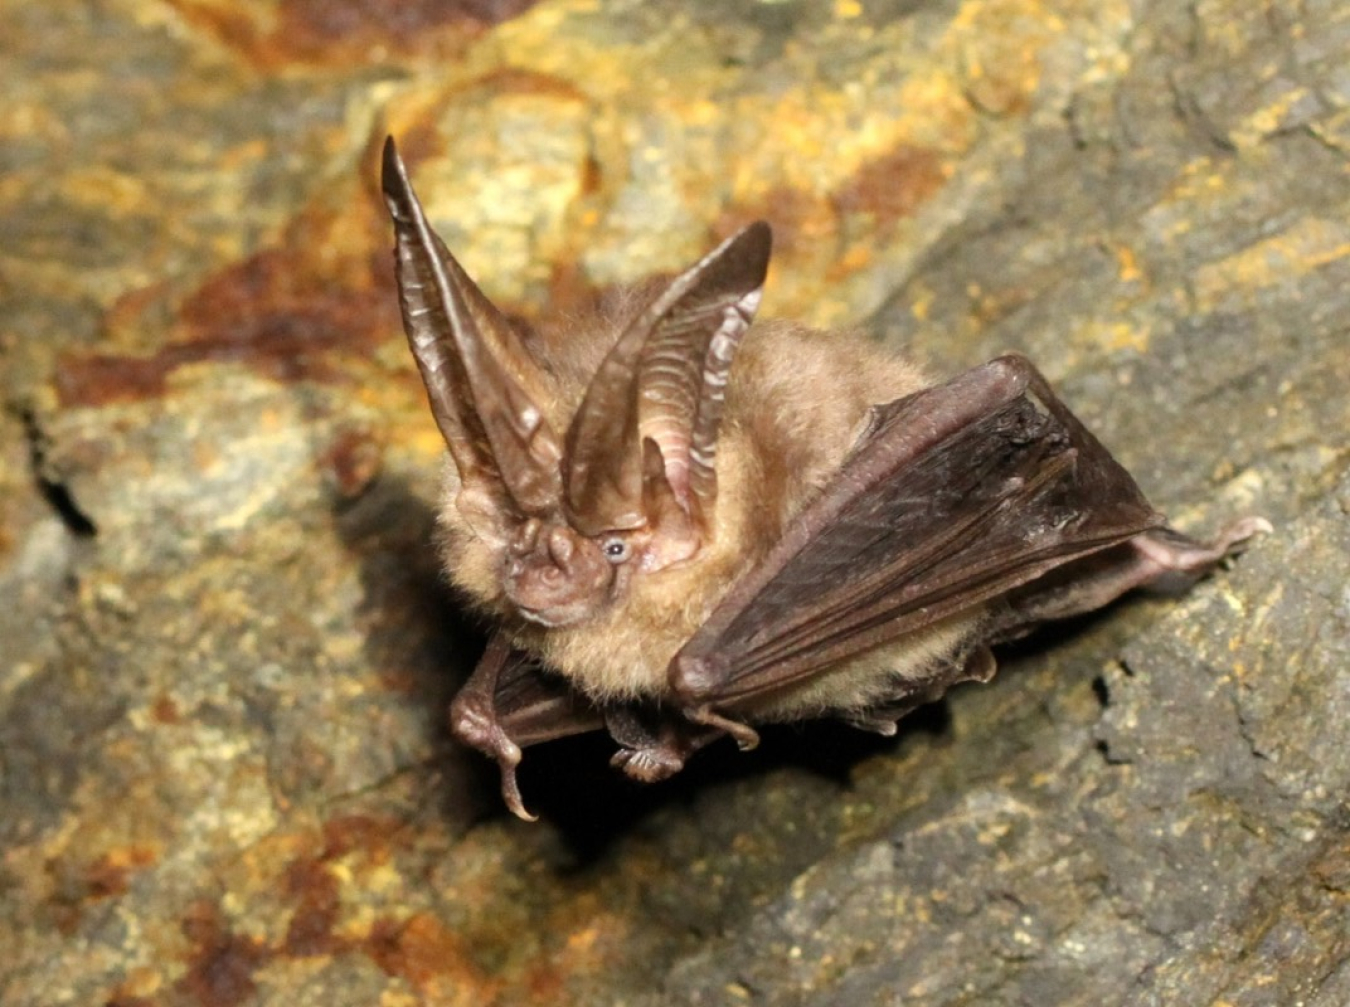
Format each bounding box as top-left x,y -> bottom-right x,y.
1,0 -> 1346,1004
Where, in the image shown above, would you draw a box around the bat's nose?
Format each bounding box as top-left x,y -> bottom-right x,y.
547,528 -> 575,571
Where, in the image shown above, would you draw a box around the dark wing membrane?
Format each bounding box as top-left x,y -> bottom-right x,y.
491,645 -> 605,747
671,355 -> 1164,708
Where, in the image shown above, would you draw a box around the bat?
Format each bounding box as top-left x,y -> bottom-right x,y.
379,137 -> 1270,820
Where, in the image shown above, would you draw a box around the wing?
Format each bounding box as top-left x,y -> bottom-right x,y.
670,354 -> 1166,711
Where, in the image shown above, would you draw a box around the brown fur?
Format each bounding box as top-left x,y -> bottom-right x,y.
438,306 -> 980,713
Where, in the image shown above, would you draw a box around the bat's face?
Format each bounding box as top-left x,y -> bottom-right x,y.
495,506 -> 725,627
381,139 -> 772,631
501,517 -> 616,627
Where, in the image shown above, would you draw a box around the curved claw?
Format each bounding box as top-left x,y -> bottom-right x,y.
498,756 -> 536,823
449,693 -> 536,822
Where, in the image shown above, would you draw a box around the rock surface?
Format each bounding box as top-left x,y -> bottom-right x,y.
2,1 -> 1347,1005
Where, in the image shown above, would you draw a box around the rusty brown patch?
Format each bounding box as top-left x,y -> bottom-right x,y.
832,145 -> 947,224
177,246 -> 395,354
717,185 -> 823,262
56,247 -> 401,408
176,900 -> 272,1007
151,694 -> 183,725
155,822 -> 511,1001
282,858 -> 342,957
468,66 -> 592,103
578,150 -> 603,198
103,279 -> 178,341
363,918 -> 407,977
85,845 -> 158,900
268,817 -> 409,962
104,967 -> 162,1007
278,0 -> 537,46
524,959 -> 566,1000
321,812 -> 405,863
321,427 -> 384,500
163,3 -> 258,58
45,845 -> 160,933
365,912 -> 498,998
83,859 -> 130,900
55,347 -> 185,407
167,0 -> 538,69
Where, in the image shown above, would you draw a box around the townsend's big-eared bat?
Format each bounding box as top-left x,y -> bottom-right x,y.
380,137 -> 1268,819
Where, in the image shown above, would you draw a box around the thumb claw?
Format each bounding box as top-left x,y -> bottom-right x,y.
1222,516 -> 1273,550
450,693 -> 536,820
500,762 -> 537,822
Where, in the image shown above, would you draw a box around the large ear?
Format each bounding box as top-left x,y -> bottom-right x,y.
563,222 -> 771,538
381,137 -> 562,518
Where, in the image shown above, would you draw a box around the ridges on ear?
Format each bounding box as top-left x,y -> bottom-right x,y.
381,137 -> 563,522
563,222 -> 772,546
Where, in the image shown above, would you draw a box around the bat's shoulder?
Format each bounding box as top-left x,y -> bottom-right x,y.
732,320 -> 930,421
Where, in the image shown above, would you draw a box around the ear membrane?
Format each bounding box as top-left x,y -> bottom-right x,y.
640,437 -> 699,567
563,222 -> 772,539
382,137 -> 563,518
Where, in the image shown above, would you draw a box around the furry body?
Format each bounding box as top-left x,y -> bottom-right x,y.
437,314 -> 978,717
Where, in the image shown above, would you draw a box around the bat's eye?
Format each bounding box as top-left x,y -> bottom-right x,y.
601,537 -> 631,564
